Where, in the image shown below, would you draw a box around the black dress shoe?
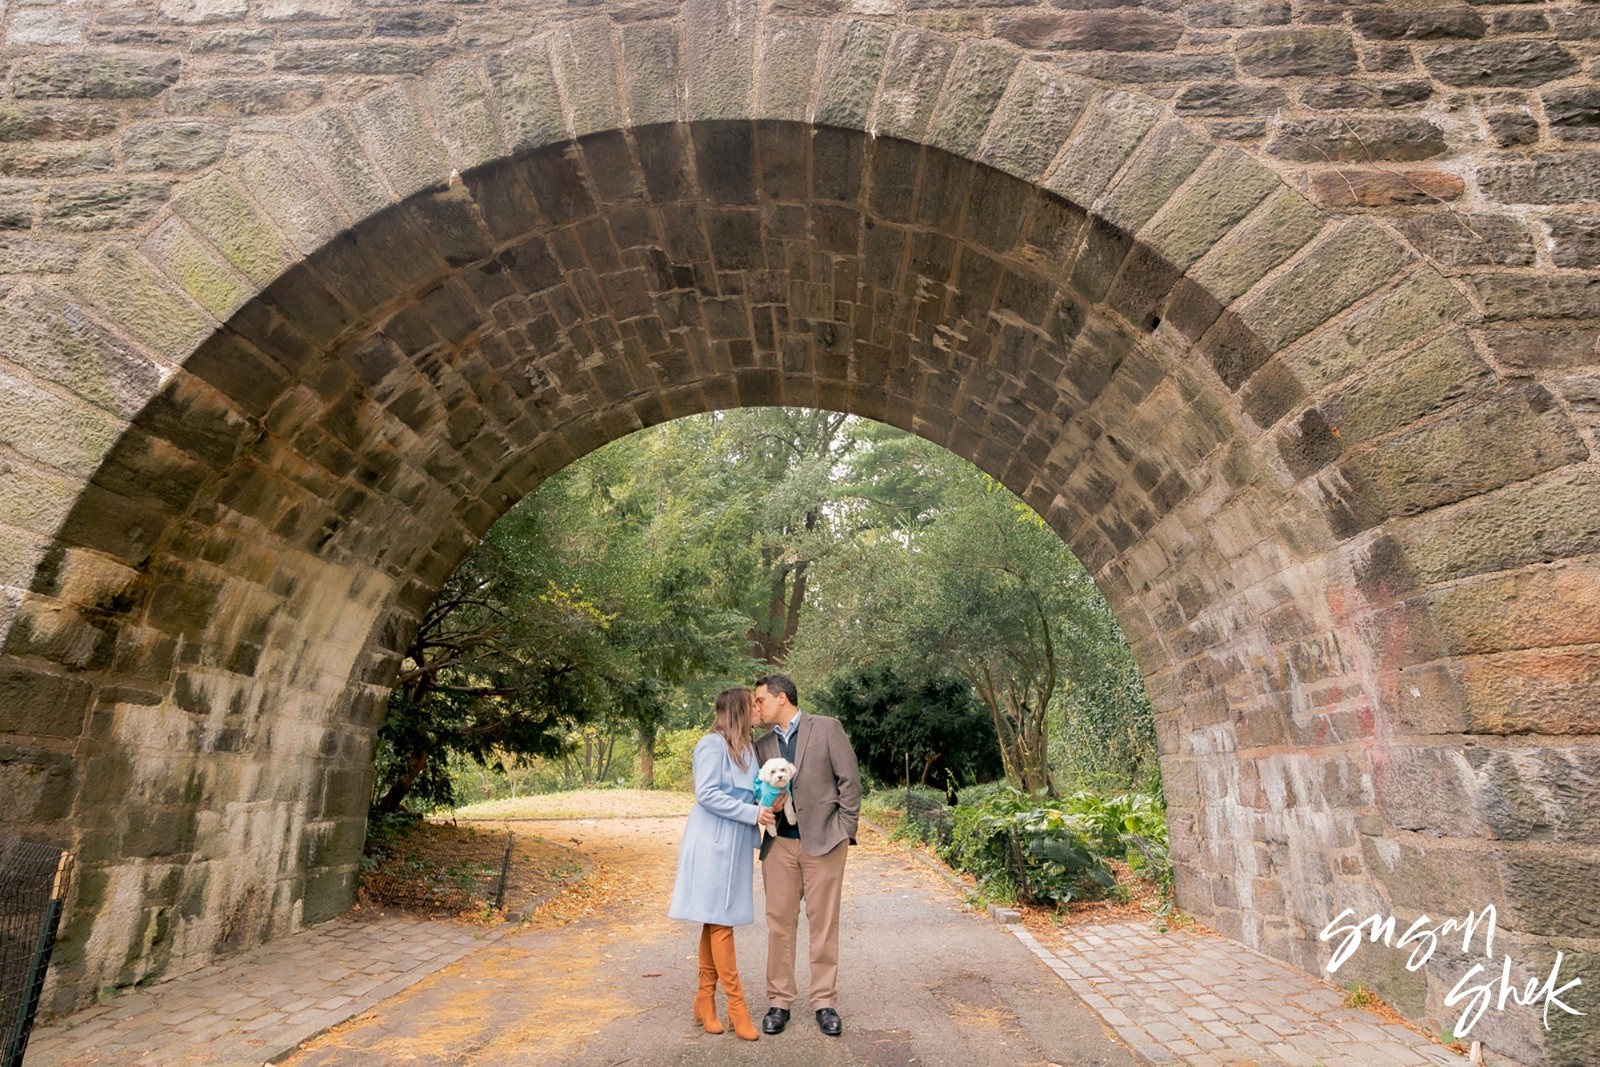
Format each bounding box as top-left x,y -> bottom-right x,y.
816,1007 -> 842,1036
762,1007 -> 790,1035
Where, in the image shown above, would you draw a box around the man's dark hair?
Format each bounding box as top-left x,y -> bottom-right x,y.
755,673 -> 799,707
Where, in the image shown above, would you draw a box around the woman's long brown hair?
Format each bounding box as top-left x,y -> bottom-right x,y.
713,686 -> 755,771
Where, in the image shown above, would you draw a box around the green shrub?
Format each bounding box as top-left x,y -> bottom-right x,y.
941,787 -> 1114,907
1060,789 -> 1171,894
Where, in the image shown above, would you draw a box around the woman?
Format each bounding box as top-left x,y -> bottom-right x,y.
667,686 -> 762,1040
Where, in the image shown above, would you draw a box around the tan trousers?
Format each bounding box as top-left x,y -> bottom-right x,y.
761,835 -> 848,1010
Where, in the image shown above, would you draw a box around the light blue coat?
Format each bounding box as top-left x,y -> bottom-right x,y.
667,733 -> 760,926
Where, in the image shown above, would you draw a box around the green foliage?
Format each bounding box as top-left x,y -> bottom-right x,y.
1060,789 -> 1172,895
812,663 -> 1003,795
942,787 -> 1115,907
938,785 -> 1171,909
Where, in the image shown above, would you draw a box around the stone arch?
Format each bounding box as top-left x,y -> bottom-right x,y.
0,7 -> 1594,1064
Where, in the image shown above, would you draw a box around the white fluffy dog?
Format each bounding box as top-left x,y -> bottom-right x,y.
755,757 -> 797,838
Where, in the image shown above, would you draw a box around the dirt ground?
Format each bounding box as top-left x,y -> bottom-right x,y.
282,813 -> 1143,1067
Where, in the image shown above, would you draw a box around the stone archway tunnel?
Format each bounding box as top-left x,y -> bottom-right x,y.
0,3 -> 1596,1064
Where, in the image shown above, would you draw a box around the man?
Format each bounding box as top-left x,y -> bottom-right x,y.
751,673 -> 861,1037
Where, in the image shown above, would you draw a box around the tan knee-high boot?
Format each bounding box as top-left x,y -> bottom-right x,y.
707,924 -> 758,1040
693,925 -> 724,1033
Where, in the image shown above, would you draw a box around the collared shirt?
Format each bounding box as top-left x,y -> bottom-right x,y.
773,708 -> 803,838
774,707 -> 803,745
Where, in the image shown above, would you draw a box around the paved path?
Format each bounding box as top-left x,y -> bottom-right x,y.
23,817 -> 1470,1066
1011,922 -> 1466,1067
24,917 -> 503,1066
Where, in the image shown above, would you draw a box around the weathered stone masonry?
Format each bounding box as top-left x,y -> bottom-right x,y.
0,2 -> 1597,1064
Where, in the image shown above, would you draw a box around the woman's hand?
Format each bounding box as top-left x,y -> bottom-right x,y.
758,807 -> 777,828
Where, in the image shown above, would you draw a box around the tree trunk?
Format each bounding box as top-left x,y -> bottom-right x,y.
639,725 -> 657,788
376,750 -> 430,813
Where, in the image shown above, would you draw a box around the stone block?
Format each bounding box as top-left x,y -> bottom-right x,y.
1098,121 -> 1213,234
1399,468 -> 1600,587
1357,383 -> 1586,516
874,30 -> 953,142
1053,52 -> 1235,84
485,39 -> 566,156
1398,212 -> 1535,269
1141,149 -> 1279,271
0,663 -> 93,739
1424,560 -> 1600,657
42,180 -> 172,232
418,61 -> 503,173
350,86 -> 450,203
157,0 -> 247,25
1173,83 -> 1288,117
1322,331 -> 1493,446
171,172 -> 292,287
0,236 -> 83,274
1362,834 -> 1507,916
816,20 -> 891,130
1468,745 -> 1600,844
1299,80 -> 1433,110
0,102 -> 117,142
11,51 -> 181,99
1268,117 -> 1446,162
622,20 -> 684,127
1473,275 -> 1600,321
1285,269 -> 1470,394
1546,215 -> 1600,268
993,10 -> 1184,52
925,40 -> 1017,159
1187,1 -> 1290,30
236,141 -> 346,256
1189,188 -> 1324,307
164,76 -> 322,117
1045,90 -> 1160,210
291,107 -> 393,221
1239,219 -> 1410,354
0,286 -> 168,422
1376,746 -> 1485,837
70,245 -> 212,360
122,121 -> 228,173
1540,86 -> 1600,142
683,0 -> 758,121
1482,327 -> 1598,372
1422,40 -> 1579,87
1309,169 -> 1463,209
142,219 -> 251,319
6,8 -> 86,45
1451,648 -> 1600,737
1482,151 -> 1600,206
1352,4 -> 1486,41
551,19 -> 621,138
276,42 -> 447,75
0,142 -> 113,179
981,63 -> 1088,181
1237,28 -> 1357,78
1499,847 -> 1600,939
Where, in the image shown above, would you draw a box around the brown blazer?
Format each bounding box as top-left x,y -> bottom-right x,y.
755,711 -> 861,861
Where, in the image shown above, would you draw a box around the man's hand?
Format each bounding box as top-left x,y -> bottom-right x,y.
770,793 -> 787,812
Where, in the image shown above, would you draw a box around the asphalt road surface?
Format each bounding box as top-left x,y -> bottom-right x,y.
283,817 -> 1144,1067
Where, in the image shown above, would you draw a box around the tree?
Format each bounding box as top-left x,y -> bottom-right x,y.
791,438 -> 1148,797
372,530 -> 615,813
812,663 -> 1003,793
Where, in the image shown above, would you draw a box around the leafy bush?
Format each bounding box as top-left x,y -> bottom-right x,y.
941,788 -> 1114,907
936,786 -> 1172,908
1061,789 -> 1171,895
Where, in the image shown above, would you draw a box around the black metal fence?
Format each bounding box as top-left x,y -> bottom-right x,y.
1,840 -> 72,1067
